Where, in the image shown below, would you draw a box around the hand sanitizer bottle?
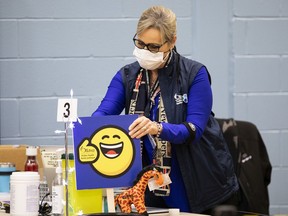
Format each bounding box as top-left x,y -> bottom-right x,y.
52,161 -> 64,215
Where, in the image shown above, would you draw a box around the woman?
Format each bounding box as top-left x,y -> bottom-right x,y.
92,5 -> 238,213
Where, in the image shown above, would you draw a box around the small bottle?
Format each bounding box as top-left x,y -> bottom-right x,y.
52,161 -> 64,215
24,146 -> 38,172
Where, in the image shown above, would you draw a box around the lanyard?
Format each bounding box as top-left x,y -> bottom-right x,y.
144,70 -> 160,117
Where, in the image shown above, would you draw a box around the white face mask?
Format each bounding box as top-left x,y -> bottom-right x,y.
133,47 -> 168,70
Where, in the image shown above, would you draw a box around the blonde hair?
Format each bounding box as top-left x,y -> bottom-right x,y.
136,6 -> 177,44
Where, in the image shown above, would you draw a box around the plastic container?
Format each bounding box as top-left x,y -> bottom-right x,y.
0,162 -> 16,192
24,146 -> 38,172
10,171 -> 40,216
39,176 -> 50,203
52,161 -> 64,215
62,153 -> 102,215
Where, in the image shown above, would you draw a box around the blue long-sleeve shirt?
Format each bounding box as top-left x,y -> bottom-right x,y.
92,66 -> 212,144
92,66 -> 212,211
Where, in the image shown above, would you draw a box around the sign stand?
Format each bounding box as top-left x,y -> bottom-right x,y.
105,188 -> 115,213
56,89 -> 78,216
64,122 -> 69,216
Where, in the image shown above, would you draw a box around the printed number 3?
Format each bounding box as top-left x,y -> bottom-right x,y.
63,102 -> 70,118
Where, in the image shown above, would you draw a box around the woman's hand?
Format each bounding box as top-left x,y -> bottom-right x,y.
129,116 -> 158,138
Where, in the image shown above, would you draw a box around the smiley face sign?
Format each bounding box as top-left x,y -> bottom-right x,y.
78,125 -> 135,177
73,115 -> 142,190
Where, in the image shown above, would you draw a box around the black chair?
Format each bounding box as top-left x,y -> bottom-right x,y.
216,118 -> 272,216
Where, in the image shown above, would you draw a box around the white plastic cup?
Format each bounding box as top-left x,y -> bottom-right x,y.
169,208 -> 180,216
10,172 -> 40,216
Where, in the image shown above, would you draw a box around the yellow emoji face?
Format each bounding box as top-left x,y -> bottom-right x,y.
90,125 -> 135,177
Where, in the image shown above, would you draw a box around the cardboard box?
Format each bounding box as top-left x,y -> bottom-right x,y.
0,145 -> 44,179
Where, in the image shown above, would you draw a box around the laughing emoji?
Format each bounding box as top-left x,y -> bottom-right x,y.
78,125 -> 135,177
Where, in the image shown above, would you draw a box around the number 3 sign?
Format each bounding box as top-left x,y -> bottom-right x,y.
57,99 -> 78,122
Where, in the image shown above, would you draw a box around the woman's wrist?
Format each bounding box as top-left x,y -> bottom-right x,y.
153,121 -> 163,137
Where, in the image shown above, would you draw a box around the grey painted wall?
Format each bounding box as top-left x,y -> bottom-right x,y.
0,0 -> 287,213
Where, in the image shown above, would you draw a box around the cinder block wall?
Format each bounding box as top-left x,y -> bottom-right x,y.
232,0 -> 288,214
0,0 -> 287,213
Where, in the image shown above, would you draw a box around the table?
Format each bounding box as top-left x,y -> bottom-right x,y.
0,211 -> 206,216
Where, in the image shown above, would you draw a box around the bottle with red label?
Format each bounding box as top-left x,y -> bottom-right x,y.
24,146 -> 39,172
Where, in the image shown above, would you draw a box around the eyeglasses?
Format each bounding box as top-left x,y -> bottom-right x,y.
133,34 -> 167,53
